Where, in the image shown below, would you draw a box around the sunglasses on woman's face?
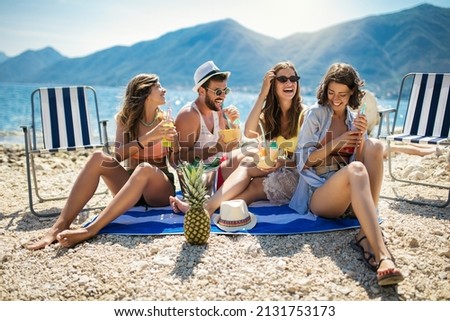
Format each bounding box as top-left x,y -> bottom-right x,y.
275,75 -> 300,83
206,87 -> 231,96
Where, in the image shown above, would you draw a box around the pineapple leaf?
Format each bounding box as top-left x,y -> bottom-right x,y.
178,161 -> 208,205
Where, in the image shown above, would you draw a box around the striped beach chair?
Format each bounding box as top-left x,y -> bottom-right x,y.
382,73 -> 450,207
21,86 -> 110,216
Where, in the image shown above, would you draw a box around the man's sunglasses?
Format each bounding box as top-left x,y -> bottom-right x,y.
275,75 -> 300,83
206,87 -> 231,96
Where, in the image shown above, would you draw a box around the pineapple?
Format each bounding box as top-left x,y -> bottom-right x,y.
179,161 -> 210,245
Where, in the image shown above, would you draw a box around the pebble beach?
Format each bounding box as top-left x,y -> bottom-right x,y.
0,144 -> 449,301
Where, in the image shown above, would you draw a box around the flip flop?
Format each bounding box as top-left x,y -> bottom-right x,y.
377,257 -> 404,286
350,235 -> 377,272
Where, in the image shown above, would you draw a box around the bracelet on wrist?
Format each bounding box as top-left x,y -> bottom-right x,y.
136,137 -> 144,149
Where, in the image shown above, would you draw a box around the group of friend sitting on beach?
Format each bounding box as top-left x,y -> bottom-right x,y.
27,60 -> 405,287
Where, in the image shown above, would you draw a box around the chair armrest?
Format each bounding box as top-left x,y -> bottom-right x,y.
376,108 -> 396,139
377,107 -> 396,116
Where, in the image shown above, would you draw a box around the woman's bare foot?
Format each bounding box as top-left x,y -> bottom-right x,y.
56,228 -> 95,248
169,196 -> 189,214
26,229 -> 60,250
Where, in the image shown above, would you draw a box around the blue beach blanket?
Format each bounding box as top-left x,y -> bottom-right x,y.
94,201 -> 361,235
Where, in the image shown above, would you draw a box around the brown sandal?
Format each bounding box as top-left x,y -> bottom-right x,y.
377,257 -> 404,286
350,235 -> 377,272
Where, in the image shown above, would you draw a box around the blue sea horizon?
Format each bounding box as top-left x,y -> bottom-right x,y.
0,82 -> 400,145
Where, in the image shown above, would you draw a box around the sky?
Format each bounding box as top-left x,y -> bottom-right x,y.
1,0 -> 449,58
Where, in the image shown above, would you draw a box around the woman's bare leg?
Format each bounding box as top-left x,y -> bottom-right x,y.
384,143 -> 440,158
205,162 -> 267,214
232,177 -> 267,205
362,138 -> 384,206
27,151 -> 129,250
310,162 -> 397,271
170,156 -> 267,216
354,138 -> 384,262
57,164 -> 175,248
219,147 -> 255,181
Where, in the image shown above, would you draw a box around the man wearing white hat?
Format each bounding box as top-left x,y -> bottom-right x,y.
174,60 -> 244,193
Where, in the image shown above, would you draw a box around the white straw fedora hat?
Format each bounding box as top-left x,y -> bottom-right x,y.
213,199 -> 257,232
192,60 -> 231,92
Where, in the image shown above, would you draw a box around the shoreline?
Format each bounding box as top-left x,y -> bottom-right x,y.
0,145 -> 449,301
0,132 -> 26,145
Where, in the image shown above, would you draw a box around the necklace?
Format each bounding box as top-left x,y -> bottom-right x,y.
139,111 -> 158,127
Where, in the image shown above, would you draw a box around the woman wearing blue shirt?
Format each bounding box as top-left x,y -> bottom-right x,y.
289,63 -> 404,286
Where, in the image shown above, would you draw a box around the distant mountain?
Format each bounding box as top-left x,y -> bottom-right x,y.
28,19 -> 277,88
281,3 -> 450,97
0,4 -> 449,98
0,47 -> 67,82
0,52 -> 8,64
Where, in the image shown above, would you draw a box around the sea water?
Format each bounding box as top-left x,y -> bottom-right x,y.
0,83 -> 400,145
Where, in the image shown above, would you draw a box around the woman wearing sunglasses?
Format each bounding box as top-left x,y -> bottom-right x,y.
289,63 -> 404,286
171,61 -> 306,216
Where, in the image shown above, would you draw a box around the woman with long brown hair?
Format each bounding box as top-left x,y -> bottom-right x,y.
28,73 -> 177,249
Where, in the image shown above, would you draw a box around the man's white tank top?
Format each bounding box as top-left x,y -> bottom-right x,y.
191,102 -> 222,164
